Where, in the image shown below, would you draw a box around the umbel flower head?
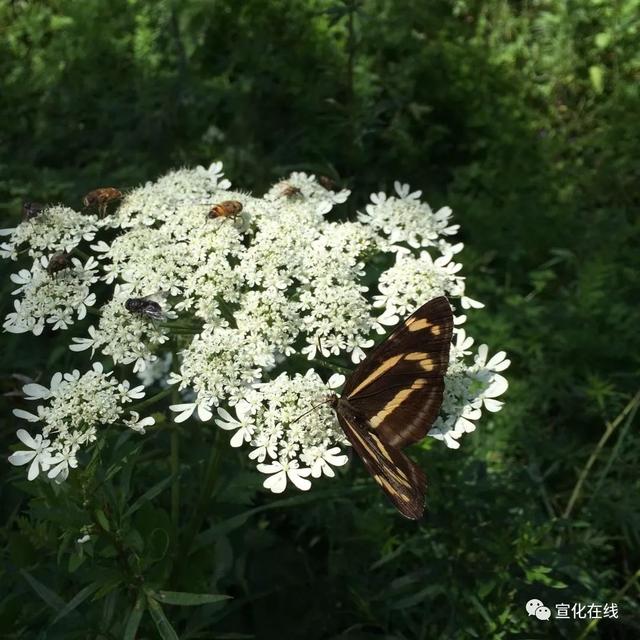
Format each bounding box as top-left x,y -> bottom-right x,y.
8,363 -> 151,482
3,162 -> 509,493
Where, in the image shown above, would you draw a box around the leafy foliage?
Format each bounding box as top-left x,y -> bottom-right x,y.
1,0 -> 639,638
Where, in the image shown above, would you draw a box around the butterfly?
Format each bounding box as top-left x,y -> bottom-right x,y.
329,296 -> 453,519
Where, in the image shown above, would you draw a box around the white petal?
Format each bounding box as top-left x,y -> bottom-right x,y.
234,399 -> 253,421
326,452 -> 349,467
321,464 -> 335,478
127,385 -> 146,400
327,373 -> 345,389
476,344 -> 489,366
263,470 -> 287,493
216,407 -> 237,423
288,469 -> 311,491
229,429 -> 247,448
197,404 -> 213,422
13,409 -> 40,423
27,457 -> 41,481
456,416 -> 477,433
484,398 -> 504,412
216,418 -> 240,431
170,403 -> 196,423
50,372 -> 63,390
256,462 -> 282,474
485,374 -> 509,397
487,351 -> 510,371
22,383 -> 51,400
16,428 -> 39,447
444,434 -> 461,449
8,450 -> 36,466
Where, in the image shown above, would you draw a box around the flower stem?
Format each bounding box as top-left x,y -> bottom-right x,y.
170,393 -> 180,527
171,427 -> 224,581
309,357 -> 352,376
217,299 -> 237,327
73,247 -> 91,261
563,388 -> 640,518
129,386 -> 173,412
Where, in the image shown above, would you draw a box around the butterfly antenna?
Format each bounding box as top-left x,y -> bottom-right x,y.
290,398 -> 331,425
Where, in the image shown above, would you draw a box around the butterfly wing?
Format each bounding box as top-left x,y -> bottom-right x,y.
337,412 -> 426,520
344,296 -> 453,448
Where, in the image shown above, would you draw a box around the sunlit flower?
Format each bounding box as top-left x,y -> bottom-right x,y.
2,161 -> 509,492
8,429 -> 55,480
7,363 -> 148,482
256,459 -> 313,493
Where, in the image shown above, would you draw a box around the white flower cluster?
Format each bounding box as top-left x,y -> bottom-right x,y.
70,285 -> 171,373
0,206 -> 99,260
3,162 -> 509,492
430,338 -> 510,449
5,255 -> 99,334
358,181 -> 459,253
216,370 -> 349,491
8,363 -> 152,481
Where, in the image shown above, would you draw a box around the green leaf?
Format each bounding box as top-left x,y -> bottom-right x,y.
123,593 -> 146,640
95,509 -> 110,531
147,594 -> 179,640
194,487 -> 357,551
50,582 -> 101,625
589,65 -> 605,94
123,474 -> 175,519
150,590 -> 232,606
20,570 -> 65,611
93,575 -> 123,600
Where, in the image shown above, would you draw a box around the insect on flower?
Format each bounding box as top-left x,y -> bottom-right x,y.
318,175 -> 336,191
280,184 -> 302,198
46,252 -> 71,276
82,187 -> 122,217
124,296 -> 165,321
207,200 -> 243,220
22,201 -> 45,221
327,296 -> 453,520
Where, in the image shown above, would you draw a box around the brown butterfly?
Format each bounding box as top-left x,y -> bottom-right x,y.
328,296 -> 453,519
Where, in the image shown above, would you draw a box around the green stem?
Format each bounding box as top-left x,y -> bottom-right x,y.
129,386 -> 173,412
73,247 -> 91,261
590,398 -> 640,503
217,298 -> 237,327
191,427 -> 224,539
172,428 -> 224,580
170,423 -> 180,528
563,388 -> 640,519
308,357 -> 352,376
165,328 -> 200,336
161,321 -> 202,331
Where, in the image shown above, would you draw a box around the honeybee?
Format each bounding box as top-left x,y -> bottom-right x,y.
318,175 -> 336,191
22,201 -> 44,220
125,296 -> 165,321
207,200 -> 243,220
46,252 -> 71,276
82,187 -> 122,217
281,184 -> 302,198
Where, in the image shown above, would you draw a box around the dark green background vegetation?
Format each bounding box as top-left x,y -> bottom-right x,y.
1,1 -> 639,638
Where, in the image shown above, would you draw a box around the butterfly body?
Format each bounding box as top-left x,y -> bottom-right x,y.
331,296 -> 453,519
